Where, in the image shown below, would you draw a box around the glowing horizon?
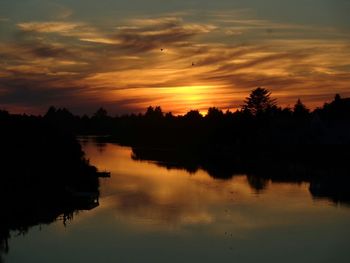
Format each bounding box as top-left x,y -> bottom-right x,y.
0,1 -> 349,115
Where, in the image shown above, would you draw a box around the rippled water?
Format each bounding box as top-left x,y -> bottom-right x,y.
5,140 -> 350,263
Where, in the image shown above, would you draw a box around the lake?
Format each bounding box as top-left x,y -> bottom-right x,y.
4,140 -> 350,263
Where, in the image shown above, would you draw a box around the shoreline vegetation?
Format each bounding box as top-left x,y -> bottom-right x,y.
44,88 -> 350,147
1,87 -> 349,179
43,88 -> 349,163
2,87 -> 350,175
0,87 -> 349,260
44,88 -> 350,206
0,111 -> 104,260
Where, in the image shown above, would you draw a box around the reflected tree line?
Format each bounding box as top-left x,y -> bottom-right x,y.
130,146 -> 350,205
1,87 -> 350,260
44,87 -> 350,204
0,111 -> 102,261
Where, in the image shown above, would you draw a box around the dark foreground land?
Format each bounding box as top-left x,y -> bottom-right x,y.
1,88 -> 350,261
0,111 -> 102,262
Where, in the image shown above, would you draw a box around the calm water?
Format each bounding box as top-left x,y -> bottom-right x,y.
5,140 -> 350,263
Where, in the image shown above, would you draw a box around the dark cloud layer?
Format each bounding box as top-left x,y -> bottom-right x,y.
0,6 -> 349,114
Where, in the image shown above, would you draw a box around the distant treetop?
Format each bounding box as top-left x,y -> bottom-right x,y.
242,87 -> 276,115
293,99 -> 309,117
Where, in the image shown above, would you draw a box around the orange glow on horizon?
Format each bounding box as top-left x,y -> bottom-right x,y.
0,11 -> 349,114
107,85 -> 240,115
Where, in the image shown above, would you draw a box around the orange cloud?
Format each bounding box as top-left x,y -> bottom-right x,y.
1,13 -> 349,114
17,21 -> 81,33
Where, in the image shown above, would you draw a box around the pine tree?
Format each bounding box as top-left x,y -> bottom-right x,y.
242,87 -> 276,115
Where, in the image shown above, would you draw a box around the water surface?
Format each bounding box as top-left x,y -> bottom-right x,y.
5,141 -> 350,263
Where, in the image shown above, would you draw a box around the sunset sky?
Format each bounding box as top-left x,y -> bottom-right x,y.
0,0 -> 349,115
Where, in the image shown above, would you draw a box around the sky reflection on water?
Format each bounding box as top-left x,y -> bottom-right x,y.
5,141 -> 350,263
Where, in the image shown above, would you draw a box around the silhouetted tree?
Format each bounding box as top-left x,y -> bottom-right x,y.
45,106 -> 57,118
334,94 -> 341,103
44,107 -> 77,133
154,106 -> 163,118
0,110 -> 9,119
242,87 -> 276,115
165,112 -> 175,120
93,107 -> 108,119
206,107 -> 224,120
293,99 -> 309,118
318,93 -> 350,121
145,106 -> 163,119
184,110 -> 203,121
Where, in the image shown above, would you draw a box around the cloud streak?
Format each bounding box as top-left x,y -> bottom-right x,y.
0,11 -> 349,114
17,21 -> 81,33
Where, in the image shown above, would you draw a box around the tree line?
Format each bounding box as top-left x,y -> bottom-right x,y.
0,87 -> 349,210
38,87 -> 350,147
1,87 -> 350,155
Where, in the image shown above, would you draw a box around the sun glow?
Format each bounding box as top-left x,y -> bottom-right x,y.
110,85 -> 230,115
1,3 -> 350,114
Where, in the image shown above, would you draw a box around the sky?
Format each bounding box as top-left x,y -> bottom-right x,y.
0,0 -> 349,115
